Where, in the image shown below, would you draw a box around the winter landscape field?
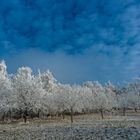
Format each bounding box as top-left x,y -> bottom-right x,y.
1,0 -> 140,139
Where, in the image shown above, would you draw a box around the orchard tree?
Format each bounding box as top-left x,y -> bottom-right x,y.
117,93 -> 129,116
105,81 -> 118,109
93,82 -> 112,119
126,93 -> 139,111
127,81 -> 140,111
83,82 -> 96,113
12,67 -> 45,123
54,84 -> 69,119
83,81 -> 98,113
39,70 -> 57,93
41,91 -> 58,118
83,81 -> 112,119
0,60 -> 15,121
39,70 -> 58,117
59,84 -> 81,123
78,85 -> 93,113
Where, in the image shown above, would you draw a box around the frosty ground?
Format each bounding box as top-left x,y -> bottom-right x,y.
0,112 -> 140,140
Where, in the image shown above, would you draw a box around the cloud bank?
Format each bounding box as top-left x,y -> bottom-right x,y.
4,46 -> 139,84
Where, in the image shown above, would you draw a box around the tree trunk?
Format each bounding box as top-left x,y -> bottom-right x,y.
23,109 -> 28,123
62,111 -> 65,119
9,110 -> 12,120
100,109 -> 104,119
134,108 -> 137,112
122,107 -> 126,116
23,115 -> 27,123
1,112 -> 5,122
70,108 -> 73,123
37,110 -> 40,118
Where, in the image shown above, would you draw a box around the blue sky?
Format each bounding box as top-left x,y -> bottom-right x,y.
0,0 -> 140,84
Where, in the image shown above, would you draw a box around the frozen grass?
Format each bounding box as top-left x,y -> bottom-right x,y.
0,112 -> 140,140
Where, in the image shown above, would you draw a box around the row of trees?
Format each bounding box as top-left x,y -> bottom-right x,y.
0,60 -> 140,123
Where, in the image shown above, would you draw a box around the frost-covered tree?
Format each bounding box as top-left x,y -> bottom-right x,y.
93,82 -> 112,119
83,82 -> 96,113
127,80 -> 140,111
39,70 -> 58,117
0,60 -> 15,121
105,81 -> 118,109
12,67 -> 45,122
54,84 -> 69,119
41,90 -> 58,117
117,93 -> 129,116
116,85 -> 129,116
78,85 -> 92,113
127,93 -> 139,111
39,70 -> 57,93
57,84 -> 81,123
83,81 -> 113,119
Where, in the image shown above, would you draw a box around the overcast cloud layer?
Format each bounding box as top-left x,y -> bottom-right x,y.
0,0 -> 140,84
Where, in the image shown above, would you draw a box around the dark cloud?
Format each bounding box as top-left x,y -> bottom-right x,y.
0,0 -> 139,53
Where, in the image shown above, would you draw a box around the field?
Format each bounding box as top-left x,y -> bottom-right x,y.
0,111 -> 140,140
